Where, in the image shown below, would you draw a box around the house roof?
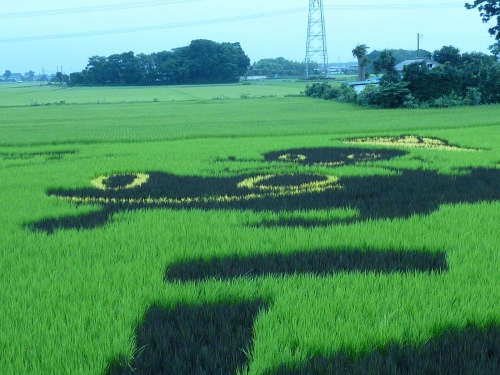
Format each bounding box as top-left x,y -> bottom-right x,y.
347,77 -> 380,86
394,58 -> 441,72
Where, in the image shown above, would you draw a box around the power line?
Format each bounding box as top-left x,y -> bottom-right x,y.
0,2 -> 467,44
0,1 -> 463,20
325,3 -> 464,11
0,8 -> 306,43
0,0 -> 204,19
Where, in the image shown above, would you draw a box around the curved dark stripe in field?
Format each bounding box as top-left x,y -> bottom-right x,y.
27,207 -> 119,234
165,249 -> 447,282
29,167 -> 500,233
105,300 -> 268,375
271,324 -> 500,375
263,147 -> 407,166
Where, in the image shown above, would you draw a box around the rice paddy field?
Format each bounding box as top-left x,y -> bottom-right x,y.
1,80 -> 499,374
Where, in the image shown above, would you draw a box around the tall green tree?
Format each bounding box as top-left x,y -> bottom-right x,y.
352,44 -> 370,81
85,56 -> 109,85
403,61 -> 462,101
183,39 -> 249,84
152,50 -> 183,84
169,40 -> 250,84
433,46 -> 462,65
69,72 -> 86,85
54,72 -> 64,84
104,52 -> 140,84
373,50 -> 399,84
489,42 -> 500,56
460,52 -> 500,102
465,1 -> 500,55
119,51 -> 141,84
135,53 -> 156,84
465,1 -> 500,39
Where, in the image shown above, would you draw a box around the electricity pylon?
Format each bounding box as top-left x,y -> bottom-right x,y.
305,0 -> 328,78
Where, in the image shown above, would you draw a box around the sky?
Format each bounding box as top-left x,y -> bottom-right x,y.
0,0 -> 496,75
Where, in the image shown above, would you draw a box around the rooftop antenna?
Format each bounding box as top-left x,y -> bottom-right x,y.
305,0 -> 328,78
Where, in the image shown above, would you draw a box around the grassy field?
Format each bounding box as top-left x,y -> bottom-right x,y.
0,79 -> 309,107
0,81 -> 499,374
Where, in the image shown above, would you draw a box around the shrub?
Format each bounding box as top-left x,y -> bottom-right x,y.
402,94 -> 429,109
463,87 -> 482,106
356,84 -> 378,106
432,91 -> 463,108
337,84 -> 357,103
402,94 -> 419,109
304,82 -> 331,98
371,82 -> 411,108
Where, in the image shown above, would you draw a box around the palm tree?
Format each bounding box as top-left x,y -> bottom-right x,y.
352,44 -> 369,81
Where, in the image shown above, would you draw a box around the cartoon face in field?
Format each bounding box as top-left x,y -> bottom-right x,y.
33,160 -> 497,233
30,143 -> 499,373
30,140 -> 489,231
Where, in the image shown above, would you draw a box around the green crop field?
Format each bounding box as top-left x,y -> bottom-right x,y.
0,81 -> 499,374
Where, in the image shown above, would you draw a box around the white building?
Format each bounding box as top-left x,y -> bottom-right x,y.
394,58 -> 441,73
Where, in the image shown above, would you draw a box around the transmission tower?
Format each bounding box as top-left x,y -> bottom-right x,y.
305,0 -> 328,78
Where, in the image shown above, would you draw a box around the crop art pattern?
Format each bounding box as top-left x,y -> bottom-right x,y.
263,146 -> 407,167
343,135 -> 479,151
26,142 -> 500,374
31,167 -> 499,233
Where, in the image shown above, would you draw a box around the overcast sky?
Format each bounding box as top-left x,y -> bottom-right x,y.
0,0 -> 496,75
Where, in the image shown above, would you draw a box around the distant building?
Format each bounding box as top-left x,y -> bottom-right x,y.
241,75 -> 267,80
394,58 -> 441,73
347,77 -> 381,93
328,67 -> 340,75
0,73 -> 24,82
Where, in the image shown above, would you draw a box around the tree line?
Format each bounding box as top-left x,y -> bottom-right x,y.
69,51 -> 311,86
306,45 -> 500,108
69,39 -> 250,86
248,57 -> 313,77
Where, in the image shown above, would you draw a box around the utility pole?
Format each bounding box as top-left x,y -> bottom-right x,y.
305,0 -> 328,78
417,33 -> 423,58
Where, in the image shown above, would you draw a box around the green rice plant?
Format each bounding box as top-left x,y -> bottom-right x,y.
0,80 -> 307,107
0,82 -> 498,374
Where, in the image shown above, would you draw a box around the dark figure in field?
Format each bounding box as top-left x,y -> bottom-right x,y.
30,166 -> 499,233
29,147 -> 498,374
